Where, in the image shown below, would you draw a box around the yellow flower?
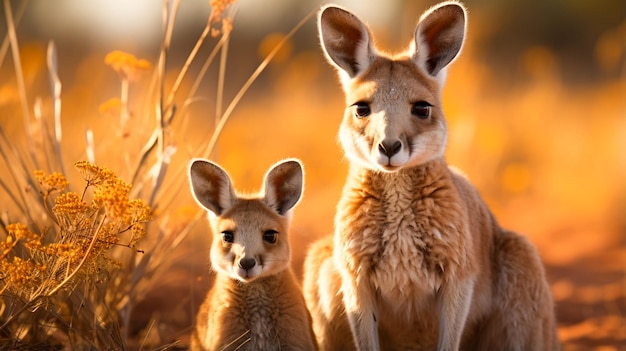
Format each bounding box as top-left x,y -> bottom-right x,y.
104,50 -> 151,80
33,170 -> 68,193
6,223 -> 37,242
209,0 -> 236,37
93,176 -> 132,221
75,161 -> 116,186
130,224 -> 145,245
210,0 -> 236,20
98,97 -> 122,116
53,192 -> 89,216
128,199 -> 152,223
3,224 -> 41,266
3,256 -> 45,290
98,223 -> 121,249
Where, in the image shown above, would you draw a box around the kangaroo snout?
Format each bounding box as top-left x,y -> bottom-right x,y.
238,257 -> 256,270
236,254 -> 261,280
375,134 -> 410,170
378,139 -> 402,157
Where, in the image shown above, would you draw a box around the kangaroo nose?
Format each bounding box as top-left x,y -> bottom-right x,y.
378,140 -> 402,157
238,257 -> 256,270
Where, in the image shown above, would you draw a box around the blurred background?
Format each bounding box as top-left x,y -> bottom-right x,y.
1,0 -> 624,349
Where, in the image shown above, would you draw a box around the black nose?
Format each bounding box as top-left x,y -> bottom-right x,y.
238,257 -> 256,270
378,140 -> 402,157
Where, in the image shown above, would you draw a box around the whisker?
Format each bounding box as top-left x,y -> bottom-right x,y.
218,329 -> 250,351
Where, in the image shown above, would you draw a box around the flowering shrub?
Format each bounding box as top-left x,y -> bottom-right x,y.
0,0 -> 313,347
1,162 -> 151,348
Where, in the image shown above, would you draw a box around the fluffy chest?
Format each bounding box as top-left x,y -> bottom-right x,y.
336,165 -> 469,305
210,276 -> 285,350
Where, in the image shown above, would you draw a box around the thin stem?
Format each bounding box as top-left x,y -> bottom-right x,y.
0,0 -> 27,72
33,98 -> 53,172
174,32 -> 229,139
4,0 -> 31,125
120,77 -> 130,128
0,215 -> 106,331
0,127 -> 34,224
213,26 -> 230,159
0,171 -> 26,216
47,41 -> 65,176
201,8 -> 317,159
164,19 -> 212,112
45,215 -> 106,297
4,0 -> 41,175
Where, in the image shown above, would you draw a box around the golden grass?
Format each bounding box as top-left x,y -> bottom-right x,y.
0,0 -> 322,347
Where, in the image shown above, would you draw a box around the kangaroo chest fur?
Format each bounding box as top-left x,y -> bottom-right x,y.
335,161 -> 473,316
209,274 -> 293,350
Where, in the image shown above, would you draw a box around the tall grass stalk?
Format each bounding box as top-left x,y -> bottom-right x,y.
0,0 -> 315,349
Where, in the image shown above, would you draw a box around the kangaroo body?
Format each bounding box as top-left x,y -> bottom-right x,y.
303,3 -> 558,350
189,159 -> 317,351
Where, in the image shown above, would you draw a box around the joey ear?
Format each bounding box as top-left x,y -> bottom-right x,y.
413,2 -> 466,78
188,159 -> 235,215
263,159 -> 304,216
318,5 -> 376,79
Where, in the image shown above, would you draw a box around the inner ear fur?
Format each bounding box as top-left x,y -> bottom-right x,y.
188,159 -> 235,215
413,2 -> 466,77
318,5 -> 375,78
263,159 -> 304,216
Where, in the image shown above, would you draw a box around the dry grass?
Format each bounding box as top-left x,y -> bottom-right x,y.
0,0 -> 316,349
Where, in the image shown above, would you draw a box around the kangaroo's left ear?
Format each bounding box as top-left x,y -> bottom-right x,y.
188,159 -> 236,215
263,159 -> 304,216
412,2 -> 466,81
318,5 -> 376,82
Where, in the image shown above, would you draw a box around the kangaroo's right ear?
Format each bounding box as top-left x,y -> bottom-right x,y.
188,159 -> 235,215
318,5 -> 376,81
263,159 -> 304,216
412,2 -> 466,81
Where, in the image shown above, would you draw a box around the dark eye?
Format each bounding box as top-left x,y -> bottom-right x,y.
411,101 -> 432,119
353,102 -> 371,118
221,231 -> 234,243
263,230 -> 278,244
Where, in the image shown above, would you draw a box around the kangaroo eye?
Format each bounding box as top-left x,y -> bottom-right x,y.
353,102 -> 371,118
263,230 -> 278,244
411,101 -> 432,119
221,231 -> 234,243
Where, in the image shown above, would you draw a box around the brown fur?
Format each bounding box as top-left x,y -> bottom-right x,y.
303,2 -> 558,350
189,159 -> 317,351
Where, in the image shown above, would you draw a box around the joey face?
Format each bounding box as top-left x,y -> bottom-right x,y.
339,58 -> 448,172
189,158 -> 303,283
209,199 -> 291,282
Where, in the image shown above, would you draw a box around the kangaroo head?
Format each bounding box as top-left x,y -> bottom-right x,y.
188,159 -> 304,282
319,2 -> 466,172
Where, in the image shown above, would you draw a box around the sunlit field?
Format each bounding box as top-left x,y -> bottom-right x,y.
1,0 -> 624,349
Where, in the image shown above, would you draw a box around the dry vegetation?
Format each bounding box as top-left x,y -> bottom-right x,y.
0,0 -> 624,350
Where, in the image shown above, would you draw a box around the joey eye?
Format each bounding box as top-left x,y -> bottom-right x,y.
263,230 -> 278,244
221,231 -> 234,243
411,101 -> 432,119
353,102 -> 371,118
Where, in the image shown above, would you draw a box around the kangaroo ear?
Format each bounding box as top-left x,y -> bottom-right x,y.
263,159 -> 304,216
318,5 -> 376,80
188,159 -> 235,215
413,2 -> 466,79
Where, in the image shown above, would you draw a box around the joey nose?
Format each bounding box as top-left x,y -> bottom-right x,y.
378,140 -> 402,157
238,257 -> 256,270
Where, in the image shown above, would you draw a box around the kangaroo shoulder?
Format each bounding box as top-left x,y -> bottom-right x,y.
448,165 -> 482,206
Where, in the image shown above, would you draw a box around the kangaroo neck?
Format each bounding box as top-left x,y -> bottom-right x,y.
345,157 -> 450,195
